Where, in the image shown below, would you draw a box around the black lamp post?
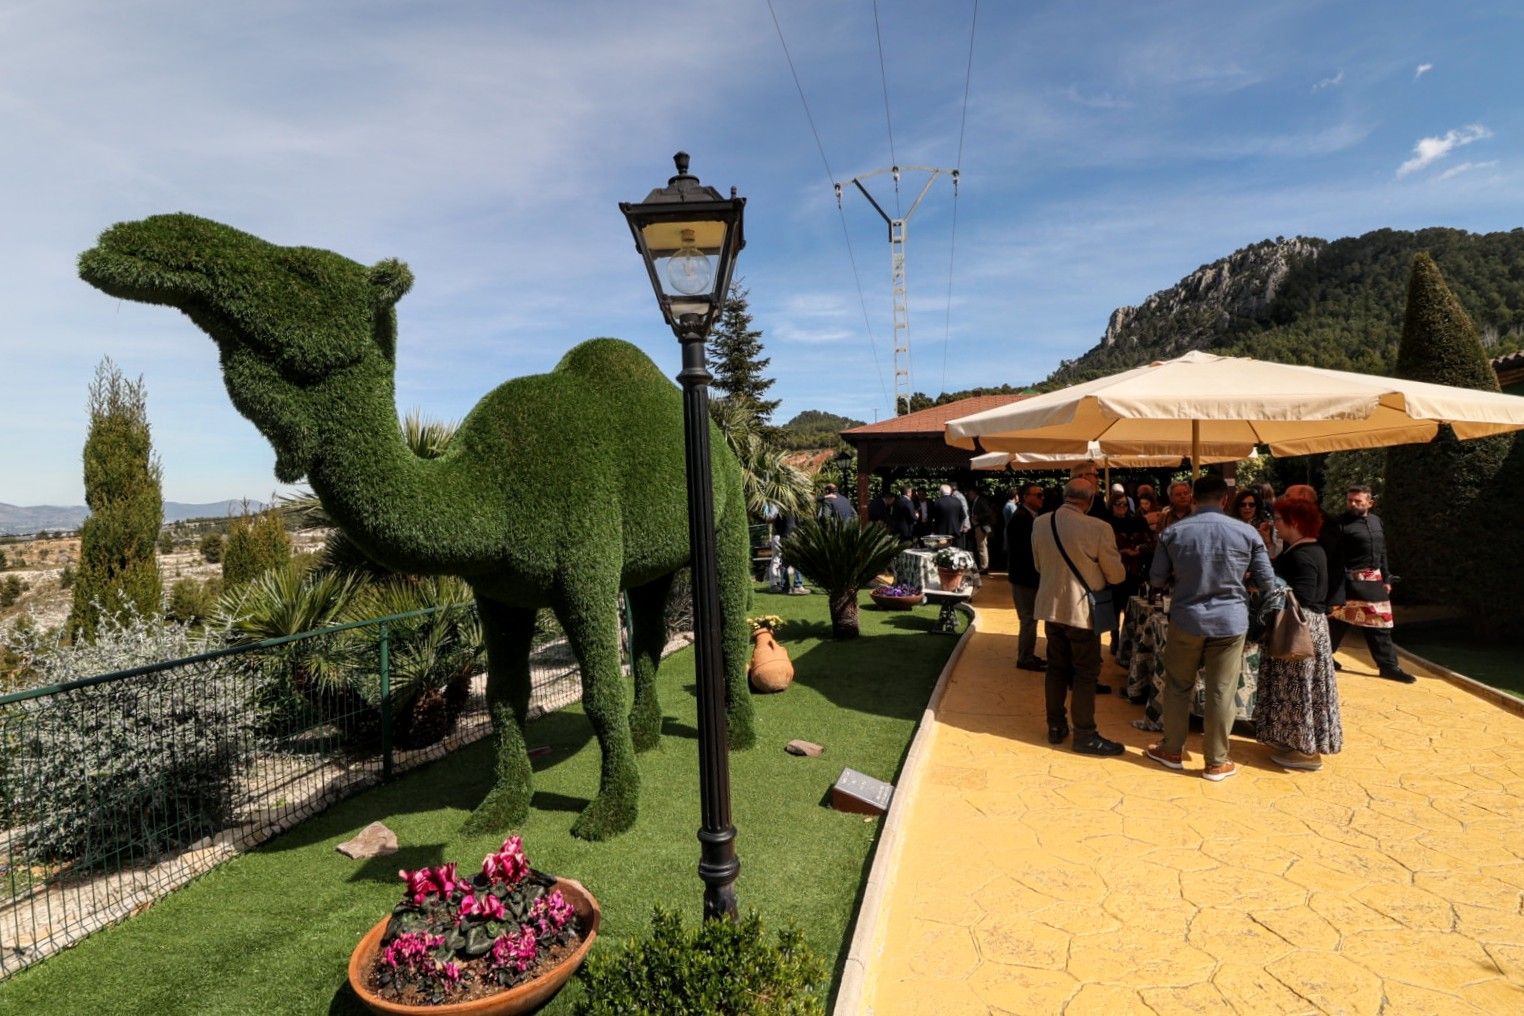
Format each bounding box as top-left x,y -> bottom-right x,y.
620,152 -> 745,921
834,449 -> 854,498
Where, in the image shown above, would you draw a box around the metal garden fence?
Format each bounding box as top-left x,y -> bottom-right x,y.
0,603 -> 601,977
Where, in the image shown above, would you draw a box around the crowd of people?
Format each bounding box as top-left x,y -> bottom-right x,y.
1000,462 -> 1414,779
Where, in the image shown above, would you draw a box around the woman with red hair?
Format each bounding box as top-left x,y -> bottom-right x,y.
1255,496 -> 1343,771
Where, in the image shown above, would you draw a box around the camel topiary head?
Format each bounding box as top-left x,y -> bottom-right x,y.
79,213 -> 414,481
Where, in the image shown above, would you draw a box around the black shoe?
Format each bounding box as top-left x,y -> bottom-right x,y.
1332,660 -> 1343,671
1095,683 -> 1113,695
1016,657 -> 1047,671
1047,724 -> 1070,744
1073,732 -> 1125,756
1379,668 -> 1418,684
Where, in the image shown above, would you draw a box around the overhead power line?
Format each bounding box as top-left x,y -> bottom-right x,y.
941,0 -> 978,398
766,0 -> 892,418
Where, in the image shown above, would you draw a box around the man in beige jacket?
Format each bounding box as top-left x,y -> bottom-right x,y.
1032,480 -> 1128,755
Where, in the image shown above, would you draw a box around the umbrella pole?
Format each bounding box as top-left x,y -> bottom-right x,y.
1191,420 -> 1201,481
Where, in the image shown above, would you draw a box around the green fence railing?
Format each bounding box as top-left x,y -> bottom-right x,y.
0,603 -> 589,978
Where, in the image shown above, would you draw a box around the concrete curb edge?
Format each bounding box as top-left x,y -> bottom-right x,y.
1397,645 -> 1524,719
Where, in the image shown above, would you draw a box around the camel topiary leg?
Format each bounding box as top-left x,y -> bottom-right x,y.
715,503 -> 757,751
463,596 -> 537,835
556,580 -> 639,840
626,573 -> 674,753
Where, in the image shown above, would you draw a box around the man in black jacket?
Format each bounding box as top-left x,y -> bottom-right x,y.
1327,485 -> 1415,683
869,487 -> 917,540
1005,482 -> 1047,670
929,484 -> 967,537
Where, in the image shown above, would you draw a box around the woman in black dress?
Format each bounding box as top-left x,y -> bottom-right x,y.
1255,497 -> 1343,770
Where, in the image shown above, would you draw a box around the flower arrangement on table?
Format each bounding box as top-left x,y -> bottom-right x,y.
748,614 -> 785,634
932,547 -> 975,571
364,836 -> 585,1007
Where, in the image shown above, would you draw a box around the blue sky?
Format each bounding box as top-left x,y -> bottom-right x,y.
3,0 -> 1521,504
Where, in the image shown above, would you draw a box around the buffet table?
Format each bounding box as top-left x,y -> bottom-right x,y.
892,546 -> 981,594
1120,596 -> 1259,731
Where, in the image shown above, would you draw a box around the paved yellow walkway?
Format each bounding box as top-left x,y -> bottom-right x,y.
858,582 -> 1524,1015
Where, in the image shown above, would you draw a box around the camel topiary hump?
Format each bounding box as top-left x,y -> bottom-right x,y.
552,338 -> 670,386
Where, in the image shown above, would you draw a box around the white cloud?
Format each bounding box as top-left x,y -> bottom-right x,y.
1312,70 -> 1344,91
1437,160 -> 1500,181
1396,124 -> 1492,177
1056,85 -> 1134,110
1415,63 -> 1434,79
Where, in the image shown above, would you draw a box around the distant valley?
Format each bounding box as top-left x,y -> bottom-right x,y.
0,500 -> 267,536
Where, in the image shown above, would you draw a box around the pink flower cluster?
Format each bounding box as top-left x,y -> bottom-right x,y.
398,861 -> 460,905
528,890 -> 575,938
490,926 -> 539,975
480,836 -> 530,888
381,931 -> 444,971
457,891 -> 508,924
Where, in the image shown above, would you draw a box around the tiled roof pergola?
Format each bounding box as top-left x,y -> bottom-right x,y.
838,394 -> 1030,515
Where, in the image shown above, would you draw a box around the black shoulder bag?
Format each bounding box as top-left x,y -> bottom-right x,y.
1051,513 -> 1117,634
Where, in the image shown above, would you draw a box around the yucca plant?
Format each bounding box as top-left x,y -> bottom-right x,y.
780,517 -> 907,639
216,562 -> 368,735
349,575 -> 484,749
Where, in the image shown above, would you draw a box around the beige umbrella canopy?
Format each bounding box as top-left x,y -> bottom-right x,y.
946,350 -> 1524,463
970,445 -> 1236,471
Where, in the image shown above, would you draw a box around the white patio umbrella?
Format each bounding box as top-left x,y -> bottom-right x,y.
946,350 -> 1524,472
970,445 -> 1236,471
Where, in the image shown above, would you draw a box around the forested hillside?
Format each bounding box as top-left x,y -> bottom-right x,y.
1046,226 -> 1524,387
771,410 -> 864,450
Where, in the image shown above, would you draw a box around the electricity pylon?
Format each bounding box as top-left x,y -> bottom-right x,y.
836,165 -> 958,415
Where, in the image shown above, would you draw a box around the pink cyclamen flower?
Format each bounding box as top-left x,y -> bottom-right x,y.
399,867 -> 438,905
480,836 -> 530,887
529,890 -> 575,938
457,891 -> 507,924
398,862 -> 460,905
439,961 -> 463,985
382,931 -> 445,971
489,926 -> 539,974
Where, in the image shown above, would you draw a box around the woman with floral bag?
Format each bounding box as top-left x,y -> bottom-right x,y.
1255,497 -> 1343,771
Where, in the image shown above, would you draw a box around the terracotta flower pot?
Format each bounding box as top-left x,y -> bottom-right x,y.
347,878 -> 601,1016
748,628 -> 795,692
937,567 -> 966,592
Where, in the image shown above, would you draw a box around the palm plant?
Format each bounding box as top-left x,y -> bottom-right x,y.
781,517 -> 908,639
711,397 -> 813,520
215,562 -> 367,735
348,575 -> 483,748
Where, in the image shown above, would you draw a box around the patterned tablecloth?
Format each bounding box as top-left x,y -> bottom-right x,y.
1122,597 -> 1259,731
892,549 -> 981,593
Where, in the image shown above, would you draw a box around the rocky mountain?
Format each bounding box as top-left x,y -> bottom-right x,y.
1046,226 -> 1524,387
0,500 -> 266,536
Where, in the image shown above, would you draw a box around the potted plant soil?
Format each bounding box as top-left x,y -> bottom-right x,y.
348,836 -> 600,1015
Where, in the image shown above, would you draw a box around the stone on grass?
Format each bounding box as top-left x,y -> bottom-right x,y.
786,739 -> 825,757
337,821 -> 398,860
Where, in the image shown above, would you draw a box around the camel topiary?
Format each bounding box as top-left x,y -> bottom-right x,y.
78,213 -> 757,841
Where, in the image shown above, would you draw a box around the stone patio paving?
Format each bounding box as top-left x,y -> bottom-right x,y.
853,583 -> 1524,1015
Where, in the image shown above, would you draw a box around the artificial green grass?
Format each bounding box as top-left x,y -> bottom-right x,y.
0,588 -> 953,1015
1399,622 -> 1524,699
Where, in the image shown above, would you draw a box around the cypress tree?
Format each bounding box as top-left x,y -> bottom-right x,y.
707,280 -> 780,424
68,359 -> 163,641
222,508 -> 292,587
1382,253 -> 1510,609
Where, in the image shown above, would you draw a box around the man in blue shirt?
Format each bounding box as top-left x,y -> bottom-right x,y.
1144,474 -> 1276,782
